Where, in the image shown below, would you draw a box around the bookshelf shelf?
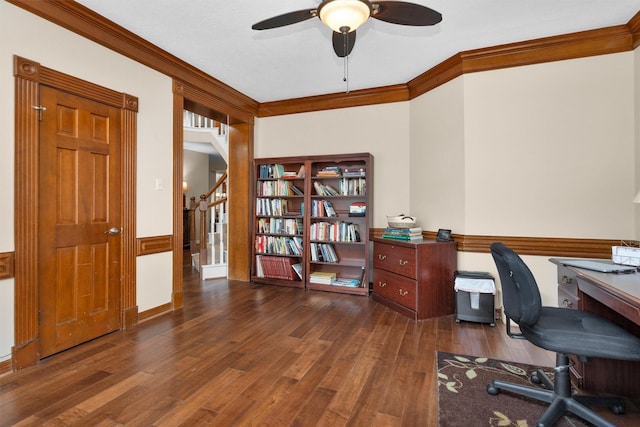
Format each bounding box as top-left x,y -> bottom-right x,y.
251,153 -> 372,295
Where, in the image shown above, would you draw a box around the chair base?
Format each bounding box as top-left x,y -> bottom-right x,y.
486,354 -> 625,427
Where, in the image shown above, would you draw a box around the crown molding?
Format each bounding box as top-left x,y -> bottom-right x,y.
265,17 -> 640,116
257,84 -> 409,118
6,0 -> 258,122
8,1 -> 638,119
629,10 -> 640,48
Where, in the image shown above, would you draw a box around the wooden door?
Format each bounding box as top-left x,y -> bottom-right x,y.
38,86 -> 122,358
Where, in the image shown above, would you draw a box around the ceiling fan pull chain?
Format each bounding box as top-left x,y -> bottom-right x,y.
343,30 -> 350,93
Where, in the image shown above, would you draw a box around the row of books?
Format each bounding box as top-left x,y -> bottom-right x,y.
255,255 -> 300,281
259,164 -> 305,179
256,217 -> 302,235
339,178 -> 366,196
381,227 -> 423,241
310,221 -> 360,242
311,199 -> 337,217
255,235 -> 304,255
313,179 -> 367,196
257,180 -> 303,196
313,181 -> 340,196
314,166 -> 366,178
256,197 -> 290,216
310,242 -> 338,263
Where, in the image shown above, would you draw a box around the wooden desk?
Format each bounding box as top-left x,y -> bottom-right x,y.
551,259 -> 640,397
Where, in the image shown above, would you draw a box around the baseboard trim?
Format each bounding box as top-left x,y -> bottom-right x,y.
139,303 -> 171,322
0,358 -> 12,376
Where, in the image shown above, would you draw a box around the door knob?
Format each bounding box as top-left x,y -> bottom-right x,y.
105,227 -> 122,235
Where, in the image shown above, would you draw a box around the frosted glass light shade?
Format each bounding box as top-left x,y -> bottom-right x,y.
319,0 -> 371,33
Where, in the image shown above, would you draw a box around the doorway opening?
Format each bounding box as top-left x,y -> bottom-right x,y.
183,110 -> 229,280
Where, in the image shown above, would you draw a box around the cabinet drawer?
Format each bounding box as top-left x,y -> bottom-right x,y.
373,269 -> 417,310
558,286 -> 579,310
373,242 -> 416,278
557,265 -> 579,310
557,265 -> 578,293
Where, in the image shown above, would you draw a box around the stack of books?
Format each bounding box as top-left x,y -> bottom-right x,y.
309,271 -> 336,284
317,166 -> 341,176
342,168 -> 366,177
332,278 -> 361,287
332,266 -> 365,287
381,227 -> 423,241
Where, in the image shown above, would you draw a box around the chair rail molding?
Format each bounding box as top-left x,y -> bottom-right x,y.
0,252 -> 15,280
373,229 -> 621,259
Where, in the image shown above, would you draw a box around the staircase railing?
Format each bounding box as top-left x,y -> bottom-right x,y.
188,171 -> 228,271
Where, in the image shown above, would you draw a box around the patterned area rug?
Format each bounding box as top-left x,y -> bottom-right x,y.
437,352 -> 590,427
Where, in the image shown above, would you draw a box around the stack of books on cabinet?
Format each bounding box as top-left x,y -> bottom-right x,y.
251,153 -> 373,295
381,227 -> 423,241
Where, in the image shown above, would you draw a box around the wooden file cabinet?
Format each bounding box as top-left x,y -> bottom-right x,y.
372,237 -> 457,320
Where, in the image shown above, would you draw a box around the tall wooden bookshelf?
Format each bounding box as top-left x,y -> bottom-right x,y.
252,153 -> 373,296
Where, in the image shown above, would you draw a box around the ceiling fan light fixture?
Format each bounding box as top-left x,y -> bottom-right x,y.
318,0 -> 371,33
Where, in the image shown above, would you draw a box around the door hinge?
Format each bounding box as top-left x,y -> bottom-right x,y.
32,105 -> 46,121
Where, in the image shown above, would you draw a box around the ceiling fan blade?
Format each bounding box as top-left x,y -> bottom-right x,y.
252,9 -> 317,30
372,1 -> 442,26
332,30 -> 357,58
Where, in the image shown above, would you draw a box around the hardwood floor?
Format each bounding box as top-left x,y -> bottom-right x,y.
0,254 -> 637,426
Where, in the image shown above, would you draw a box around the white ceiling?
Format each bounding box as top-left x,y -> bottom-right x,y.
75,0 -> 640,103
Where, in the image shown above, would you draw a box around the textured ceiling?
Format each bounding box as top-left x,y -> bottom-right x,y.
76,0 -> 640,103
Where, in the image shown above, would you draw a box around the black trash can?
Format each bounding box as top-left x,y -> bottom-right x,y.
454,271 -> 495,326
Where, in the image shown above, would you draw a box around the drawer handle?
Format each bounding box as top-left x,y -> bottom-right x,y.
561,275 -> 573,285
378,254 -> 387,261
562,298 -> 573,308
399,259 -> 408,266
377,281 -> 387,288
399,289 -> 408,296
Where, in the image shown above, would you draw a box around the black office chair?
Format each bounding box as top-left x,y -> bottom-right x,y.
487,242 -> 640,427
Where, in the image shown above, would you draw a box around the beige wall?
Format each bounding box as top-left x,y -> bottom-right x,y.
0,2 -> 175,360
463,54 -> 634,239
461,53 -> 635,305
258,51 -> 638,309
255,103 -> 412,228
410,76 -> 466,233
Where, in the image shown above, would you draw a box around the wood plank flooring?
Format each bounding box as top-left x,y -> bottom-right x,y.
1,254 -> 637,426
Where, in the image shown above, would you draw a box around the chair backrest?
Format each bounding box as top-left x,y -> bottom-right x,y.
490,242 -> 542,327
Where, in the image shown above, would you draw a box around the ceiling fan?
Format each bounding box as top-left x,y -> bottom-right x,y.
252,0 -> 442,58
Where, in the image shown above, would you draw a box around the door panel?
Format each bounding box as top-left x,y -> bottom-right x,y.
39,86 -> 122,358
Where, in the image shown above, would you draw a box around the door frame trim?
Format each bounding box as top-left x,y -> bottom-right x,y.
13,55 -> 138,370
172,80 -> 253,292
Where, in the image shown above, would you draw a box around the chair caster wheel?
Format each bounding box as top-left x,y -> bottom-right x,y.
486,384 -> 500,395
609,403 -> 625,415
530,373 -> 542,385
